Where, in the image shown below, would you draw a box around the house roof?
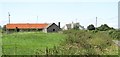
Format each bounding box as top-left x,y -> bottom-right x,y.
6,23 -> 49,29
44,23 -> 54,29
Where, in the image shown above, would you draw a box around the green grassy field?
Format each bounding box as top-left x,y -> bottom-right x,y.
2,30 -> 119,55
2,32 -> 67,55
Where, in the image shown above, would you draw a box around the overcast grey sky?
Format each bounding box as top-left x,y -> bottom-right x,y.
0,0 -> 119,28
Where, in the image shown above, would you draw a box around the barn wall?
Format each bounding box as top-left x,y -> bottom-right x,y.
6,29 -> 16,33
47,23 -> 60,32
6,28 -> 43,33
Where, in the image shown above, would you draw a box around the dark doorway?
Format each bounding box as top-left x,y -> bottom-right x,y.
53,29 -> 55,32
16,27 -> 20,32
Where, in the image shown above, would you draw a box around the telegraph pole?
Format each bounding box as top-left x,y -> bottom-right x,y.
37,16 -> 38,23
8,12 -> 10,24
76,18 -> 77,23
96,17 -> 97,27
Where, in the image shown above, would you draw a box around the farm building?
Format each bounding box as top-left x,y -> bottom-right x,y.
5,22 -> 61,33
62,22 -> 85,30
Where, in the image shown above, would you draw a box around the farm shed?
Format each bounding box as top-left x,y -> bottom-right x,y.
43,23 -> 61,33
5,23 -> 61,33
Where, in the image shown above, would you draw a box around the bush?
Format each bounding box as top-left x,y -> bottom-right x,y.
59,30 -> 115,55
109,30 -> 120,40
97,24 -> 114,31
87,24 -> 95,30
37,30 -> 118,55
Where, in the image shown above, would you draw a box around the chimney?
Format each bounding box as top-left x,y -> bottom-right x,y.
58,22 -> 60,28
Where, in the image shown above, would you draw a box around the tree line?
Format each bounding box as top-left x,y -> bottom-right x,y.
87,24 -> 115,31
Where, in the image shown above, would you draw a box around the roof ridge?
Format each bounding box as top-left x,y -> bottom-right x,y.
7,23 -> 48,24
6,23 -> 49,29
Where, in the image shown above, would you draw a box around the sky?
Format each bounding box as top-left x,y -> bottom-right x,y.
0,0 -> 119,28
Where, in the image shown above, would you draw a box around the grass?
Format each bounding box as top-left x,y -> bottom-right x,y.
2,30 -> 119,55
2,32 -> 67,55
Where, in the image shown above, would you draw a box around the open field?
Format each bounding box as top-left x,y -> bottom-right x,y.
2,32 -> 67,55
2,30 -> 119,55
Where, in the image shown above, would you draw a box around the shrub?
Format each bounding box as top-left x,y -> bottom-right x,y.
109,30 -> 120,40
87,24 -> 95,30
38,30 -> 118,55
97,24 -> 114,31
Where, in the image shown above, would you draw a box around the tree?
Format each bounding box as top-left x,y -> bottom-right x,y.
97,24 -> 114,31
0,25 -> 2,29
87,24 -> 95,30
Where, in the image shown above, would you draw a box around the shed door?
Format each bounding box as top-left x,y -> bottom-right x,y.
53,29 -> 55,32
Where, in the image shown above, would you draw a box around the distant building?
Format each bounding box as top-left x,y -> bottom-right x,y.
5,23 -> 61,33
62,22 -> 85,30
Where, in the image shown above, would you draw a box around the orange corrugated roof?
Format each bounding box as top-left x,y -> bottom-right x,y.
6,23 -> 48,29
